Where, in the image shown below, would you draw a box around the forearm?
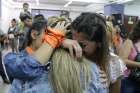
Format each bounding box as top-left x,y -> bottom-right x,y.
33,43 -> 54,65
110,80 -> 121,93
124,59 -> 140,68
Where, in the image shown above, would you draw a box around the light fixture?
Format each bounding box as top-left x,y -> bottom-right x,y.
36,0 -> 39,6
64,1 -> 73,7
113,0 -> 134,3
66,0 -> 107,3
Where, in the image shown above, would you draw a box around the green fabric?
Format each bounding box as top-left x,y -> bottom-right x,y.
18,22 -> 24,32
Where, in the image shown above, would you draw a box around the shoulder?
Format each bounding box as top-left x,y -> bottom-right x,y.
4,50 -> 40,66
108,52 -> 127,83
90,62 -> 99,73
90,62 -> 100,82
124,39 -> 133,47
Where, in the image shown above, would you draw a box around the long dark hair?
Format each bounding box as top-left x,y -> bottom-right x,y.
22,16 -> 47,49
71,12 -> 109,69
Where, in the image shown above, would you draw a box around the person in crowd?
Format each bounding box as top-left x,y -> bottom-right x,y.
8,19 -> 19,53
4,15 -> 83,93
20,3 -> 31,18
34,14 -> 45,21
1,36 -> 13,83
0,33 -> 11,84
107,16 -> 121,54
8,19 -> 19,34
20,14 -> 32,31
0,29 -> 4,49
0,34 -> 14,83
18,14 -> 32,51
71,12 -> 125,93
120,20 -> 140,93
106,21 -> 127,92
19,2 -> 32,34
3,35 -> 9,50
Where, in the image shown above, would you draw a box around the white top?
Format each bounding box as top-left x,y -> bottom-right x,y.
109,52 -> 127,83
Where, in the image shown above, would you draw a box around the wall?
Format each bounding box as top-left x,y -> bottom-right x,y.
1,0 -> 12,33
86,3 -> 104,13
4,0 -> 139,32
10,6 -> 81,22
1,0 -> 82,33
124,0 -> 140,18
69,11 -> 81,20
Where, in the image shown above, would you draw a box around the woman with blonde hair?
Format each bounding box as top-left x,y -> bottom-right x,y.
47,16 -> 92,93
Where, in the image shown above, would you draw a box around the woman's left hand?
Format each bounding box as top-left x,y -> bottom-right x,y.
62,39 -> 82,58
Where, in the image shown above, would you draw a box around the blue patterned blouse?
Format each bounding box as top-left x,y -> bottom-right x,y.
4,50 -> 111,93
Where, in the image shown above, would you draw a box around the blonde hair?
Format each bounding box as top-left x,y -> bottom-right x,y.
106,22 -> 114,44
48,17 -> 91,93
47,16 -> 70,27
50,49 -> 92,93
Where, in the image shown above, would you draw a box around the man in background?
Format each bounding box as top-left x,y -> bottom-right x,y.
18,14 -> 32,51
20,3 -> 31,18
8,19 -> 19,53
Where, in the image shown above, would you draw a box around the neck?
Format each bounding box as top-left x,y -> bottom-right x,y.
85,54 -> 97,64
29,44 -> 36,51
24,10 -> 28,12
12,25 -> 15,28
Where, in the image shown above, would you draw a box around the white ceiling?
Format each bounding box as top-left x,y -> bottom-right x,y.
11,0 -> 135,7
9,0 -> 135,13
12,0 -> 91,7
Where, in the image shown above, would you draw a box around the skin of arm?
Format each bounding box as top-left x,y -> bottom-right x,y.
118,39 -> 140,68
110,79 -> 121,93
33,43 -> 54,65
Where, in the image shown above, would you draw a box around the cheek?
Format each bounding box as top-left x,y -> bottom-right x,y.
37,34 -> 44,44
40,35 -> 45,43
83,44 -> 97,55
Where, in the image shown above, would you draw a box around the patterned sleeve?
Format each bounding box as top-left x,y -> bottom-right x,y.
109,52 -> 127,84
87,63 -> 98,93
4,53 -> 45,80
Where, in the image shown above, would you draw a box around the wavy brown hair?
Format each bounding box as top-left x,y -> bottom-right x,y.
71,13 -> 109,71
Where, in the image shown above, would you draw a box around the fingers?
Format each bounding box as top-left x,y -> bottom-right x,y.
48,21 -> 71,36
54,22 -> 61,29
60,21 -> 66,28
69,46 -> 74,58
55,21 -> 70,30
73,41 -> 82,58
62,39 -> 83,58
64,23 -> 71,29
66,30 -> 70,33
55,21 -> 65,29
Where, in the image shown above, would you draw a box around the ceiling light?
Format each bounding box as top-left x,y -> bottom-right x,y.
36,0 -> 39,6
64,1 -> 73,7
66,0 -> 107,3
114,0 -> 133,3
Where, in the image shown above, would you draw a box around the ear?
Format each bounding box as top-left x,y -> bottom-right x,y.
31,30 -> 38,40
